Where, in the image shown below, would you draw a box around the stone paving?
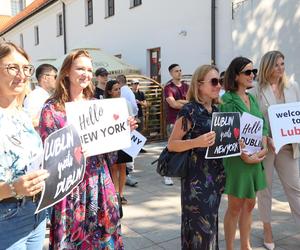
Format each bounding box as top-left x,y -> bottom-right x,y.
44,142 -> 300,250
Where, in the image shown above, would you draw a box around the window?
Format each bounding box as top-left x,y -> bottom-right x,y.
11,0 -> 26,16
57,13 -> 63,36
19,33 -> 23,48
130,0 -> 142,8
86,0 -> 93,25
105,0 -> 115,17
114,54 -> 122,59
34,26 -> 39,45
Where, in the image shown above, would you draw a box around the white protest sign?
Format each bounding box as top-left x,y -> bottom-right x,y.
240,112 -> 263,155
65,98 -> 131,157
122,130 -> 147,158
268,102 -> 300,153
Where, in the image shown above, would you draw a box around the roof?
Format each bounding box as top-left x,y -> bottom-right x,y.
0,0 -> 57,35
0,15 -> 12,30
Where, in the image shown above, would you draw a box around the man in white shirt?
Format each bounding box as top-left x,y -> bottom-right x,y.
117,74 -> 139,117
116,74 -> 138,186
24,64 -> 57,127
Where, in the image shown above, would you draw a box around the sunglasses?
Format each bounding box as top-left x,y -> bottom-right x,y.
200,78 -> 221,87
240,69 -> 258,76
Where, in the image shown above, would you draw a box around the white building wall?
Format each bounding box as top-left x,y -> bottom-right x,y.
2,0 -> 233,83
0,1 -> 12,16
232,0 -> 300,82
3,2 -> 65,62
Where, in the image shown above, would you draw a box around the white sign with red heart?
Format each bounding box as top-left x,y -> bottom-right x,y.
65,98 -> 131,157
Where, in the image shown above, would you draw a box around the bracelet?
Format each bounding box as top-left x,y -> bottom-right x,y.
7,180 -> 24,199
7,179 -> 17,197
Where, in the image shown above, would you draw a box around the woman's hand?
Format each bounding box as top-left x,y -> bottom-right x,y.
13,169 -> 49,197
240,151 -> 265,164
127,116 -> 138,131
193,131 -> 216,148
267,137 -> 275,153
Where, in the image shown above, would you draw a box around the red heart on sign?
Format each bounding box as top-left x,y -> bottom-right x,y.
113,114 -> 119,120
74,146 -> 82,164
233,128 -> 240,139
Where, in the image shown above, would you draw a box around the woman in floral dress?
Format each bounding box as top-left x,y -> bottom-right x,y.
168,65 -> 225,249
39,49 -> 135,249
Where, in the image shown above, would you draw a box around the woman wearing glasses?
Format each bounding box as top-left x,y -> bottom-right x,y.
250,51 -> 300,250
220,56 -> 268,250
0,42 -> 49,249
168,65 -> 225,249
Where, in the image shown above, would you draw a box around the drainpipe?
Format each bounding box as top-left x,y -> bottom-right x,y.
62,1 -> 67,54
211,0 -> 216,65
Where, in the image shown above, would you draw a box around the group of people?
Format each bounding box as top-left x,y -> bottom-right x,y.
165,52 -> 300,249
0,41 -> 142,249
0,39 -> 299,250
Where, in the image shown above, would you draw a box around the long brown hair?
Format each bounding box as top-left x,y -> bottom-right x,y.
187,64 -> 220,105
51,50 -> 94,111
0,41 -> 31,108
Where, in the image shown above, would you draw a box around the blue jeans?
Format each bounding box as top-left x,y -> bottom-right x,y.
0,198 -> 46,250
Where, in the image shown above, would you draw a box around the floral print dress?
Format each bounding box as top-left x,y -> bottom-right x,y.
178,101 -> 225,250
39,100 -> 123,250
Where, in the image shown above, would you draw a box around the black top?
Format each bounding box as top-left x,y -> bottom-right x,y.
94,87 -> 105,99
134,90 -> 145,117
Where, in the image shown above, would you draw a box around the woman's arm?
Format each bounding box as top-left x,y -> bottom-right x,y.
168,117 -> 216,152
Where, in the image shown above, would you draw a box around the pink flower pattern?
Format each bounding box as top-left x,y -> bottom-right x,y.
39,100 -> 124,250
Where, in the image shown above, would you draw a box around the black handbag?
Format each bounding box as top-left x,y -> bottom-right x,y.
156,147 -> 192,178
155,130 -> 193,178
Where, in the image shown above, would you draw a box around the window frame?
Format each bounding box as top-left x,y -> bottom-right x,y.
105,0 -> 115,18
34,26 -> 39,45
86,0 -> 93,25
57,13 -> 63,36
130,0 -> 142,8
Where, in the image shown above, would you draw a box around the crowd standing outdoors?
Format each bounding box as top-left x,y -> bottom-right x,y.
1,39 -> 300,250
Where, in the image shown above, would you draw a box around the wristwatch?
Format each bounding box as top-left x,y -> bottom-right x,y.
7,179 -> 24,199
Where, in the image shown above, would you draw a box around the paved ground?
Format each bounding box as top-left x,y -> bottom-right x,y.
44,142 -> 300,249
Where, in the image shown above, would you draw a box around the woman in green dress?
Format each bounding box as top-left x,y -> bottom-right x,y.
220,57 -> 268,250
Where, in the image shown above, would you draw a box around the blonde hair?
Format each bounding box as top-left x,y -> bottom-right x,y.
0,41 -> 31,108
258,50 -> 288,95
51,50 -> 94,111
187,64 -> 220,105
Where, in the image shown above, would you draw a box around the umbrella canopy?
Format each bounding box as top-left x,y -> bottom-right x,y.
33,48 -> 140,77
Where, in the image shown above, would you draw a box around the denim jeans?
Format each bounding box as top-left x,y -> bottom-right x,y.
0,198 -> 46,250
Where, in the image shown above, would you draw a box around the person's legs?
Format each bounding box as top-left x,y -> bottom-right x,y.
275,145 -> 300,225
119,164 -> 127,200
26,215 -> 46,250
1,200 -> 46,250
257,152 -> 275,244
111,164 -> 120,193
224,195 -> 244,250
239,198 -> 256,250
164,123 -> 174,185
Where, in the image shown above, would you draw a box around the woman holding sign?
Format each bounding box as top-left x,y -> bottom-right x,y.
250,50 -> 300,250
0,42 -> 49,248
168,65 -> 225,249
39,50 -> 136,249
105,79 -> 133,205
220,56 -> 269,250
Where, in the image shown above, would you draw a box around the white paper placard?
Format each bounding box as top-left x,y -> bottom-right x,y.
240,112 -> 263,155
122,130 -> 147,158
268,102 -> 300,153
65,98 -> 131,157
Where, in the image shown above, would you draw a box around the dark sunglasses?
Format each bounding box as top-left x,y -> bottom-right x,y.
240,69 -> 258,76
199,78 -> 221,87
